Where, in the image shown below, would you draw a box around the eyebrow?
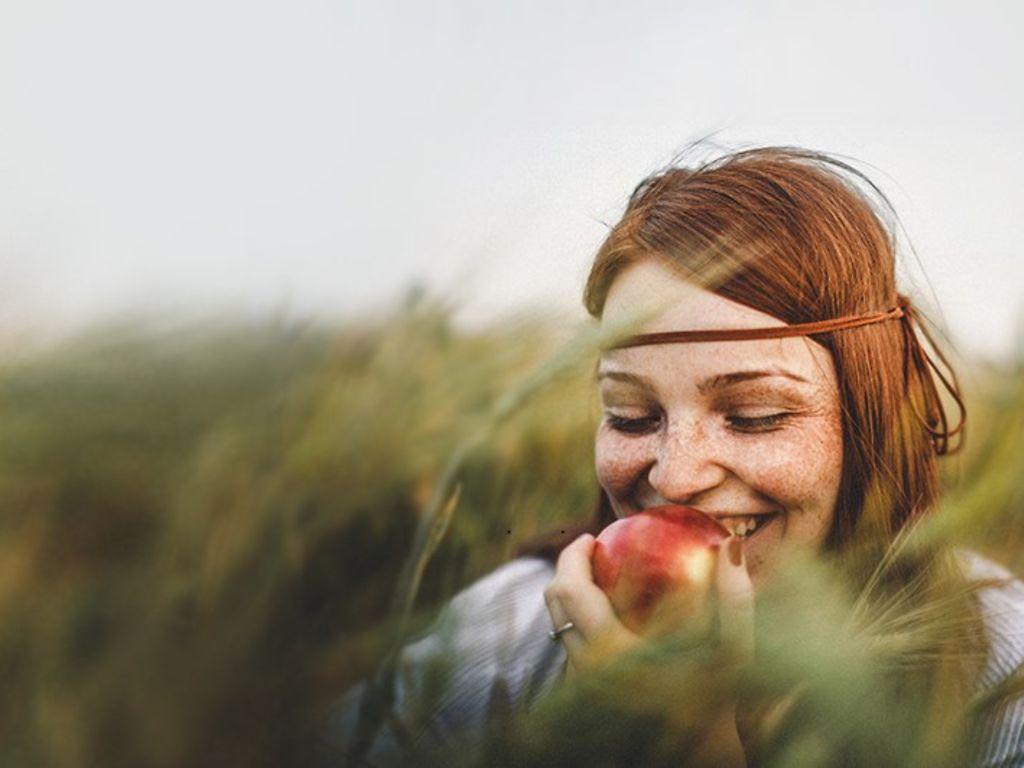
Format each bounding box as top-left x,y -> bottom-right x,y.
597,368 -> 811,395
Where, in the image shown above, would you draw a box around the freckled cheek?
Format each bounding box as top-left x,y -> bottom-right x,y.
735,429 -> 843,511
728,444 -> 807,502
745,430 -> 843,543
594,431 -> 651,497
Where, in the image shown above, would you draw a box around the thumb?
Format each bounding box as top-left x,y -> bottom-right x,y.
715,536 -> 755,666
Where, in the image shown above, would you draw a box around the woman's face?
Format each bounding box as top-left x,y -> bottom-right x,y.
595,259 -> 844,587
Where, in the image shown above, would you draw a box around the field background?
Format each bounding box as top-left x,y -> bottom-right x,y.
2,1 -> 1022,764
0,297 -> 1020,767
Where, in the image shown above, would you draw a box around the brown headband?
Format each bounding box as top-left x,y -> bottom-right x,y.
608,296 -> 965,455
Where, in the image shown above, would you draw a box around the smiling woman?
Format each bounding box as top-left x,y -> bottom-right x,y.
318,147 -> 1024,768
594,264 -> 845,586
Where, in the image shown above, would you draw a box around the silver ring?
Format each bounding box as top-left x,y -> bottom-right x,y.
548,621 -> 576,643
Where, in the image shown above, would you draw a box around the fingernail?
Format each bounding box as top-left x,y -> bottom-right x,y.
729,536 -> 743,567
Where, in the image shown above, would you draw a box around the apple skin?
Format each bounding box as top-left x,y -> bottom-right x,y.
592,505 -> 730,634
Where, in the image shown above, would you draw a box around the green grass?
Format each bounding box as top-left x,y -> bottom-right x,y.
0,300 -> 1020,767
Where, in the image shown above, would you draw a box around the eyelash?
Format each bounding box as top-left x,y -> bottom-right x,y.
605,414 -> 661,434
605,412 -> 792,435
727,413 -> 791,432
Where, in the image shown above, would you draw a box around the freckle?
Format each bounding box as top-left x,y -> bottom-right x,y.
507,529 -> 511,534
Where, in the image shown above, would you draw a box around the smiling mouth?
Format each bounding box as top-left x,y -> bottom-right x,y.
633,500 -> 783,538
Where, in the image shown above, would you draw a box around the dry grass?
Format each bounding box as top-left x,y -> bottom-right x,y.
0,299 -> 1020,767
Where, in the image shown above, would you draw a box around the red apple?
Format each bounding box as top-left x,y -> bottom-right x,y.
592,505 -> 730,634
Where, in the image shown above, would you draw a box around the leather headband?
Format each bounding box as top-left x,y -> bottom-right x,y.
607,295 -> 965,455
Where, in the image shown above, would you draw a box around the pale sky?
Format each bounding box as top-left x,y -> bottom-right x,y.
1,1 -> 1021,359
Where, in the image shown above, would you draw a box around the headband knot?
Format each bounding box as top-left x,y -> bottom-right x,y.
609,295 -> 965,455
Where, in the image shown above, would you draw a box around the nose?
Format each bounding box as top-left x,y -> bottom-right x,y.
646,416 -> 728,504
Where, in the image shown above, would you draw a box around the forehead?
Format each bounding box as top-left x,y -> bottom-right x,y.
600,260 -> 837,389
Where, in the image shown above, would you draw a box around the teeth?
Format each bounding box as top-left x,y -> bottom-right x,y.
725,515 -> 764,537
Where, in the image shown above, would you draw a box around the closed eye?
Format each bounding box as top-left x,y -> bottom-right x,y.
606,412 -> 794,435
605,414 -> 660,435
726,413 -> 791,432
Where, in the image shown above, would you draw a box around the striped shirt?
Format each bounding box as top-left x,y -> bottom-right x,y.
962,551 -> 1024,767
318,550 -> 1024,766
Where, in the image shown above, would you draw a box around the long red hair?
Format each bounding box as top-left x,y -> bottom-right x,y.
517,145 -> 986,753
589,146 -> 964,548
519,146 -> 963,560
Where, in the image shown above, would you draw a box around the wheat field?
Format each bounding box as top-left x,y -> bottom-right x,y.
0,299 -> 1020,767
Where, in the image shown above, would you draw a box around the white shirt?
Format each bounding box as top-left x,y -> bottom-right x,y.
318,551 -> 1024,767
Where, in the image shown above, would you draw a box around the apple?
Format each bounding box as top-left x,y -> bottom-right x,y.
592,505 -> 730,634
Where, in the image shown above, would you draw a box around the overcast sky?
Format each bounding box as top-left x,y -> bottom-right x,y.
1,1 -> 1021,359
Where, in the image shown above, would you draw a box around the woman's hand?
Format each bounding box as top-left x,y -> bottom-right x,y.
543,533 -> 642,676
544,532 -> 755,766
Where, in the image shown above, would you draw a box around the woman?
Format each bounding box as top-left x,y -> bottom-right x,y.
319,147 -> 1024,767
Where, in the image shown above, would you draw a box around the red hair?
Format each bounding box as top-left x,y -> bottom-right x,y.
517,145 -> 986,744
582,147 -> 962,551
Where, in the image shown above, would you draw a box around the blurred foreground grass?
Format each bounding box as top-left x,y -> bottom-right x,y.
0,300 -> 1020,767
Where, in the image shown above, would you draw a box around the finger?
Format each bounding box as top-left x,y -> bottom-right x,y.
715,536 -> 755,665
549,534 -> 612,640
544,572 -> 616,647
544,585 -> 588,660
545,534 -> 640,663
554,533 -> 597,583
545,584 -> 640,670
